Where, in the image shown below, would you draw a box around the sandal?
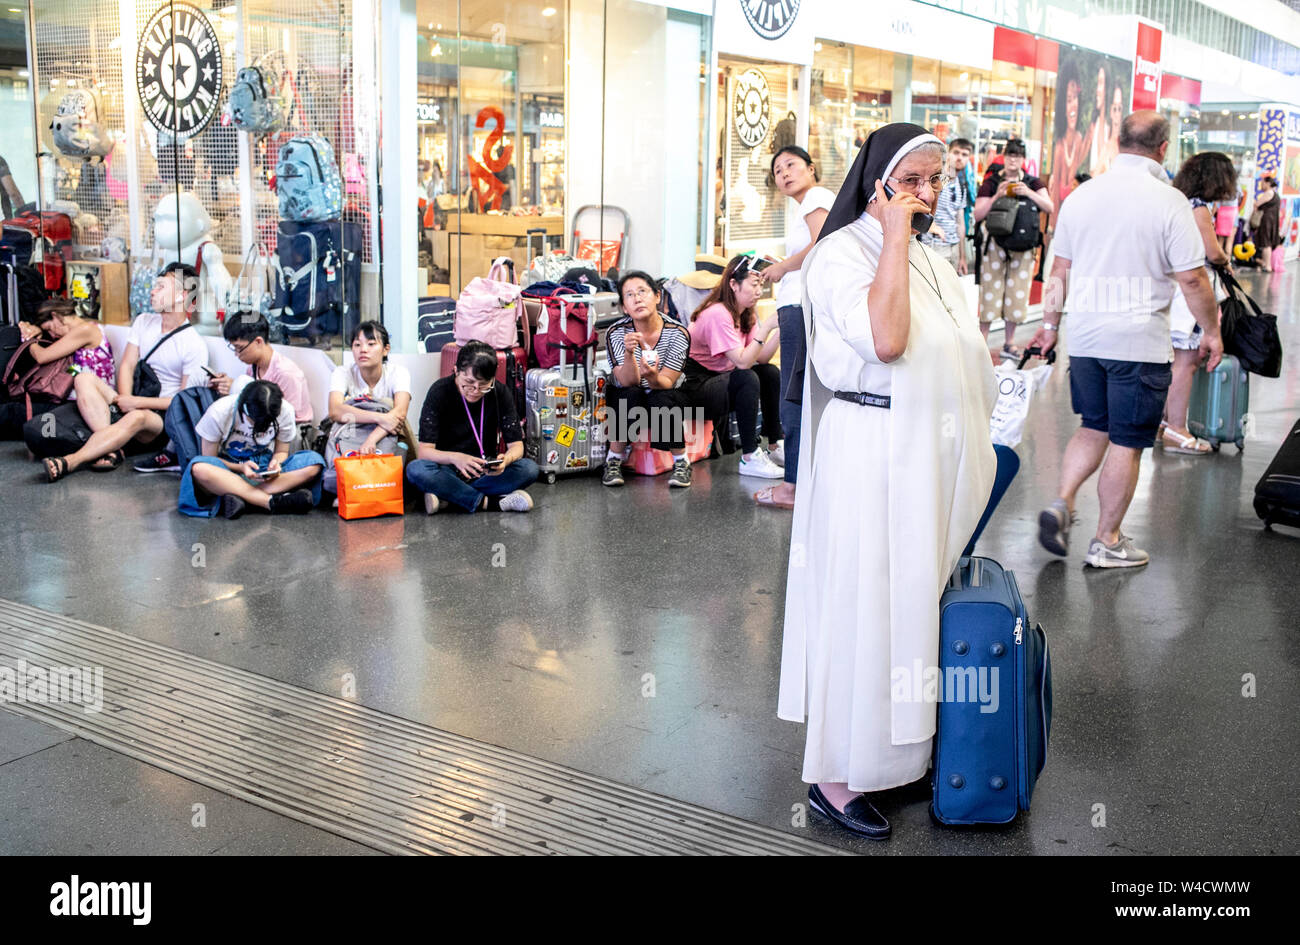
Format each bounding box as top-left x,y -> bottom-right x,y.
90,449 -> 125,472
43,456 -> 69,483
1155,420 -> 1168,446
1001,344 -> 1024,361
754,486 -> 796,510
1161,427 -> 1212,455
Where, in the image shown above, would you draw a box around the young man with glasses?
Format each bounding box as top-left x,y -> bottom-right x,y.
920,138 -> 974,276
135,311 -> 313,473
406,341 -> 539,514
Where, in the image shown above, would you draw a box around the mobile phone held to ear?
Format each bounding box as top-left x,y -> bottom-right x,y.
882,183 -> 935,235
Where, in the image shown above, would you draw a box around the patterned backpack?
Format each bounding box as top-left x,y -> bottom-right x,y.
227,65 -> 285,134
275,135 -> 342,222
50,87 -> 113,160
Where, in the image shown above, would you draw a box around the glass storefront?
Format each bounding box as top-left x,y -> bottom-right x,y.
0,2 -> 1288,358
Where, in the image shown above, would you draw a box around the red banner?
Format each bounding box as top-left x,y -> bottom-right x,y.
1131,22 -> 1163,111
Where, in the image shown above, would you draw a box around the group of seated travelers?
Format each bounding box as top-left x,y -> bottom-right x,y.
3,254 -> 791,517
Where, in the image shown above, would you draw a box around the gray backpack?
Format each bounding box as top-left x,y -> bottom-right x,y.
50,88 -> 112,159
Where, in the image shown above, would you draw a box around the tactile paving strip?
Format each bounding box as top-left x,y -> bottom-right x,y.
0,599 -> 843,856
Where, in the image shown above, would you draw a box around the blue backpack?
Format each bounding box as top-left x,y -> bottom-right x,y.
227,66 -> 284,134
275,135 -> 342,222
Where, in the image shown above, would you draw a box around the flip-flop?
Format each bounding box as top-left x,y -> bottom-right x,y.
90,449 -> 124,472
43,456 -> 69,483
753,486 -> 795,510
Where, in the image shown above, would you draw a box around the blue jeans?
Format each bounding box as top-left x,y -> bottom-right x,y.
178,450 -> 326,518
777,304 -> 805,484
406,457 -> 540,513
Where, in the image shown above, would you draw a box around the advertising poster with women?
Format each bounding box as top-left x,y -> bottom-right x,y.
1048,45 -> 1132,227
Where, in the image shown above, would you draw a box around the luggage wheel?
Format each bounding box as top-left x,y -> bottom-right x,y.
1235,437 -> 1245,451
545,472 -> 557,484
1210,441 -> 1221,452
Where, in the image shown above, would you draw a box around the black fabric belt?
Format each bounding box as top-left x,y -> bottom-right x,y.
834,390 -> 891,409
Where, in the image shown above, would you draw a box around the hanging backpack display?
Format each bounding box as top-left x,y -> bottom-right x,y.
50,87 -> 113,160
227,241 -> 275,317
269,219 -> 362,338
227,65 -> 286,135
275,135 -> 343,222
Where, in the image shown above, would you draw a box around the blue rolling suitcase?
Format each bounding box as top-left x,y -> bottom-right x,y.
933,556 -> 1052,825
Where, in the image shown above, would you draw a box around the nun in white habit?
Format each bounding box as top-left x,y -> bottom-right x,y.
778,123 -> 997,839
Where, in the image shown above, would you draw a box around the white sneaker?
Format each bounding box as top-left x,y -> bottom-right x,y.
769,441 -> 785,466
738,449 -> 784,479
423,493 -> 444,515
498,490 -> 534,513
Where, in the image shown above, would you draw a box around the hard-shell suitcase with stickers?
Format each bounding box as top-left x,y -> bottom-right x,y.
524,298 -> 607,483
932,556 -> 1052,826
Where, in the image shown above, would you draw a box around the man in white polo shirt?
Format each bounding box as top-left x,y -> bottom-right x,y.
1028,111 -> 1223,569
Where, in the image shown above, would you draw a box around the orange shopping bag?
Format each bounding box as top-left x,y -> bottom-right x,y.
334,453 -> 406,520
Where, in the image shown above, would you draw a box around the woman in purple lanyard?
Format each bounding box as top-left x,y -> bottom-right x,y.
406,341 -> 540,514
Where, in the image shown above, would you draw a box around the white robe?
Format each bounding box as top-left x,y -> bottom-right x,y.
778,211 -> 997,793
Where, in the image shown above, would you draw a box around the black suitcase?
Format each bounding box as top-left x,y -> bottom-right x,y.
1254,418 -> 1300,530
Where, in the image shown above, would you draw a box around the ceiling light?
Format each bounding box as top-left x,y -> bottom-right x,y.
814,42 -> 823,51
7,7 -> 22,13
960,72 -> 969,81
1221,109 -> 1230,115
1250,112 -> 1259,118
542,6 -> 556,15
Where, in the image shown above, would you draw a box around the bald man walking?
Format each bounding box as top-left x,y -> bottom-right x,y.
1028,111 -> 1223,568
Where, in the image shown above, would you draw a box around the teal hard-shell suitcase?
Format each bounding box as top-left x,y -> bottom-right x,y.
1188,354 -> 1250,451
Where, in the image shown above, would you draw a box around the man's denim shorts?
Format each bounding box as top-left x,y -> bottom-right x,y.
1068,356 -> 1173,449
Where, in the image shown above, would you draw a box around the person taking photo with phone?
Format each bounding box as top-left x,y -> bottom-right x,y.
972,138 -> 1052,359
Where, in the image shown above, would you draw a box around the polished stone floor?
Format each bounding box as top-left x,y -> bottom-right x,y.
2,267 -> 1297,855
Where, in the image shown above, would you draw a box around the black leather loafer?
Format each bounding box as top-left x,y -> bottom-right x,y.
808,784 -> 891,840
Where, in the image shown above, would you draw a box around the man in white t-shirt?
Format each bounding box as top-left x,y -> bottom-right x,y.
41,263 -> 209,481
1028,111 -> 1223,569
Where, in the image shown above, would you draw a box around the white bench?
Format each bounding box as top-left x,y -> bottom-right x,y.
101,323 -> 336,424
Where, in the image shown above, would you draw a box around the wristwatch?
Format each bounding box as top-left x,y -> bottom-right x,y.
1043,323 -> 1059,333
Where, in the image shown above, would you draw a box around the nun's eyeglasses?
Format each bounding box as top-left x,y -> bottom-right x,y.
888,173 -> 950,193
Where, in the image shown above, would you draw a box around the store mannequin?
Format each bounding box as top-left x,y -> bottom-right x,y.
154,191 -> 231,332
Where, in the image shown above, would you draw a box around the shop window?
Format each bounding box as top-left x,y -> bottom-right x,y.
25,0 -> 379,355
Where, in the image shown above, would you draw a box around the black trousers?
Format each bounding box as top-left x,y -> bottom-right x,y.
606,383 -> 693,452
683,359 -> 783,454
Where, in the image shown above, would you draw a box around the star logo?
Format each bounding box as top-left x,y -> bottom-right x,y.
136,4 -> 222,139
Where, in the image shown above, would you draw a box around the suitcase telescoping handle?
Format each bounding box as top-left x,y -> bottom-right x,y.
1017,345 -> 1057,370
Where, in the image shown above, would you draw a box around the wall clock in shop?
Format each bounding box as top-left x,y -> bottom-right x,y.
741,0 -> 801,41
733,68 -> 771,149
137,3 -> 223,140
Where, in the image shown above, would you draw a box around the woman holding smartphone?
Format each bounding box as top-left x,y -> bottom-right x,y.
778,123 -> 997,840
178,380 -> 325,518
406,341 -> 539,514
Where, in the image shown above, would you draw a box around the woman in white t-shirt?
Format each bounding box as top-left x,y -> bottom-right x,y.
324,320 -> 412,493
757,146 -> 834,510
179,380 -> 326,518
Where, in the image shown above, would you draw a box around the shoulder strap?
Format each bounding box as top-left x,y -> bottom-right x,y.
141,321 -> 192,365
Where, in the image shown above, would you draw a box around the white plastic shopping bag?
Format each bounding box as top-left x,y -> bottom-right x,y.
989,361 -> 1054,448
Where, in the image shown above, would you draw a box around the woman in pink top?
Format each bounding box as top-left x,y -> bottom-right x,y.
682,254 -> 783,478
